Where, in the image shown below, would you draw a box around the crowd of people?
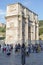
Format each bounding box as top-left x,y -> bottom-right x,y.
14,43 -> 42,65
15,43 -> 42,55
0,43 -> 42,56
0,43 -> 42,65
0,43 -> 13,56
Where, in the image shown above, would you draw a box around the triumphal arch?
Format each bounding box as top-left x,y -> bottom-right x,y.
5,3 -> 39,46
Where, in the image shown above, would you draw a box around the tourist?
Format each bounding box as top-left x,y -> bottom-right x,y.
15,44 -> 18,52
2,44 -> 6,53
10,44 -> 13,50
28,44 -> 31,53
35,44 -> 38,53
6,44 -> 11,56
21,43 -> 26,65
0,44 -> 1,50
32,45 -> 35,53
37,44 -> 41,53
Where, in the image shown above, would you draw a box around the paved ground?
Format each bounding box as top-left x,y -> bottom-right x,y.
0,50 -> 43,65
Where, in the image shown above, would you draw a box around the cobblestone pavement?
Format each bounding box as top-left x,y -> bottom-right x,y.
0,50 -> 43,65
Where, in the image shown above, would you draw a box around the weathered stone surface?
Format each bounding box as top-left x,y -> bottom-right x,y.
5,3 -> 39,45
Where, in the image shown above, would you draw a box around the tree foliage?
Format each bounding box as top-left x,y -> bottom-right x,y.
0,26 -> 6,32
39,20 -> 43,35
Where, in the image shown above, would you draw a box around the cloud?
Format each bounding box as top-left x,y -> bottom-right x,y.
0,9 -> 6,15
0,9 -> 6,23
22,0 -> 32,7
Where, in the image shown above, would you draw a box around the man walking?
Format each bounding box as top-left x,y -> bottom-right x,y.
21,43 -> 26,65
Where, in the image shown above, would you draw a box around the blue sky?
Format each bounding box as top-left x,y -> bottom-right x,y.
0,0 -> 43,23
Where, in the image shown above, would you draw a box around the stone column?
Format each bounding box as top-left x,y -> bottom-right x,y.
30,23 -> 33,44
28,25 -> 31,44
35,23 -> 39,44
25,16 -> 29,45
18,15 -> 23,45
32,22 -> 35,44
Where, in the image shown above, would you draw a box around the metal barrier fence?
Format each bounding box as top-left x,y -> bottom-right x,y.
0,40 -> 43,46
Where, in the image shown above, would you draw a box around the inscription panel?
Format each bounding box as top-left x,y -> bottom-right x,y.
7,4 -> 18,16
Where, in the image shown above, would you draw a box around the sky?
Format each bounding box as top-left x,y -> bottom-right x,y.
0,0 -> 43,23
